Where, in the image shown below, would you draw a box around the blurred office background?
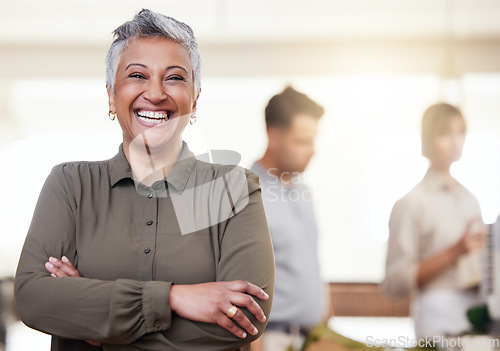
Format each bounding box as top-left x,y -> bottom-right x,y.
1,0 -> 500,349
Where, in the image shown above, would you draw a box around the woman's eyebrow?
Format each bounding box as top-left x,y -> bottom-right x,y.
166,65 -> 188,74
125,63 -> 147,70
125,63 -> 187,74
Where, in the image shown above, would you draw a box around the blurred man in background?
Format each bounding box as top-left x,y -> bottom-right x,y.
250,86 -> 326,351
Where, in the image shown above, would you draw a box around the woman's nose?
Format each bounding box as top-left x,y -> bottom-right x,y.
143,79 -> 167,104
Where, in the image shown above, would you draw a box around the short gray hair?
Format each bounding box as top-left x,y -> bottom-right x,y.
105,9 -> 201,95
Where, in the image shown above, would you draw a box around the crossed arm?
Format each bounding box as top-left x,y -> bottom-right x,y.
45,256 -> 268,347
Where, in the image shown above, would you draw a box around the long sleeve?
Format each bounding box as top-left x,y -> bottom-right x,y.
14,165 -> 173,344
381,197 -> 420,298
105,169 -> 275,351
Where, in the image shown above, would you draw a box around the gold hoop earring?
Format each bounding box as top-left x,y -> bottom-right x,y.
190,114 -> 197,125
108,111 -> 116,121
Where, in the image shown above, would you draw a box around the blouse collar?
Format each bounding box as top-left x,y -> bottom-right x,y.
109,140 -> 195,195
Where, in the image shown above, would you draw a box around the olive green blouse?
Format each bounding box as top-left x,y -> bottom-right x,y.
14,141 -> 274,351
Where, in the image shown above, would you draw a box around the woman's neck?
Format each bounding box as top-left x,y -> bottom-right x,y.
122,134 -> 183,186
430,162 -> 451,176
429,161 -> 457,189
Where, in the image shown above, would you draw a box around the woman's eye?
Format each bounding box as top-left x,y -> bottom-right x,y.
166,76 -> 185,81
129,73 -> 145,79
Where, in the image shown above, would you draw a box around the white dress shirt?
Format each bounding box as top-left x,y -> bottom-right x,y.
382,168 -> 483,337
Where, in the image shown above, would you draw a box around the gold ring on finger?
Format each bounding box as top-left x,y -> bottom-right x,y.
226,305 -> 238,318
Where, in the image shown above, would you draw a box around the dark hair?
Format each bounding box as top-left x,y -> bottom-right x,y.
421,102 -> 465,159
265,86 -> 324,129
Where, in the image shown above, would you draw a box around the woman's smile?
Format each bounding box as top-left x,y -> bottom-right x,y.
108,36 -> 197,144
135,109 -> 171,126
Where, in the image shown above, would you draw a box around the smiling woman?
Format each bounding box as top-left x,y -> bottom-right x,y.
109,36 -> 198,184
13,9 -> 274,351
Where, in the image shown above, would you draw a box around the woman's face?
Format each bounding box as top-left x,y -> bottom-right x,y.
108,37 -> 198,150
431,116 -> 466,166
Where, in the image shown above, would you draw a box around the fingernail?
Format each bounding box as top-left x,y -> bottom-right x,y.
262,315 -> 267,321
242,333 -> 247,338
51,273 -> 56,277
49,257 -> 57,263
253,328 -> 258,335
62,256 -> 68,262
46,262 -> 54,268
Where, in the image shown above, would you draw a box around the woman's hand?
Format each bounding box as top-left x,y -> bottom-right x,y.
45,256 -> 101,347
169,281 -> 269,339
45,256 -> 81,278
417,218 -> 487,288
452,218 -> 487,257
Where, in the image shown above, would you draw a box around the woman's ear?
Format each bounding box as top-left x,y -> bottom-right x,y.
192,89 -> 201,112
107,87 -> 116,113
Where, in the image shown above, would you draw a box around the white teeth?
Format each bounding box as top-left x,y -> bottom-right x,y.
138,116 -> 164,124
137,110 -> 169,119
136,110 -> 171,124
